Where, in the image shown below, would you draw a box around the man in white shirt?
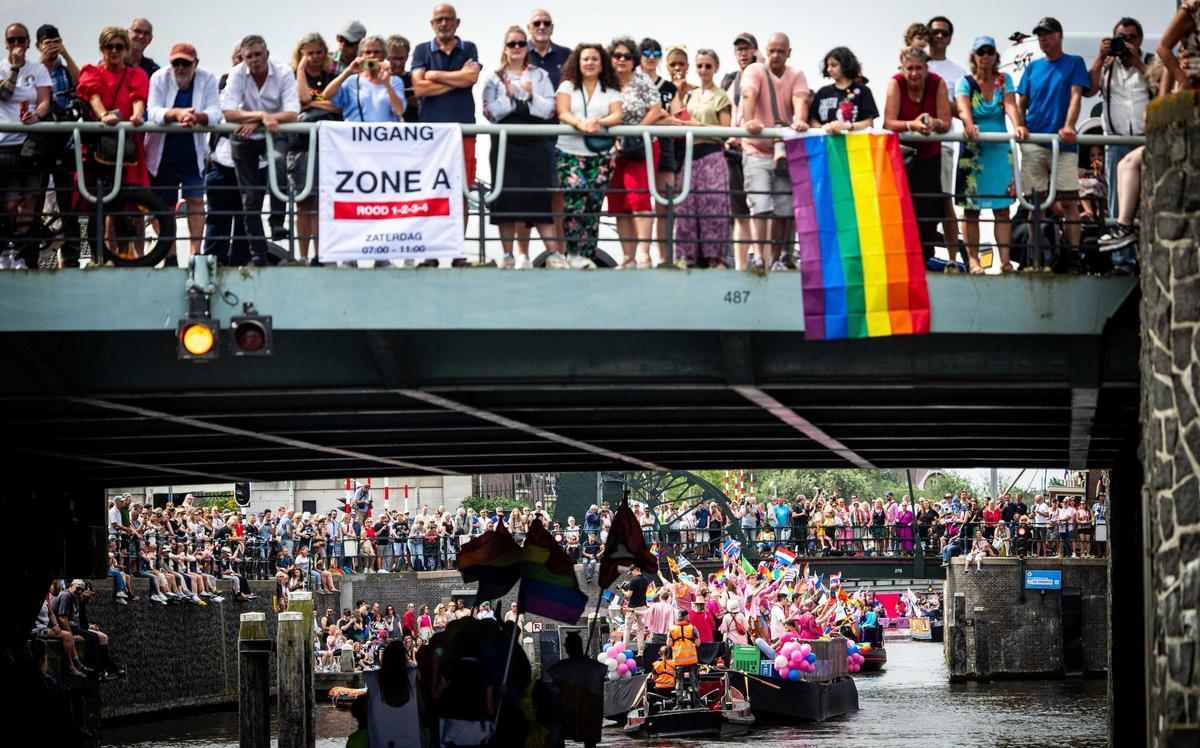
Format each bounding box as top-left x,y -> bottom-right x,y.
925,16 -> 966,267
220,34 -> 300,266
1087,17 -> 1149,269
1031,495 -> 1052,556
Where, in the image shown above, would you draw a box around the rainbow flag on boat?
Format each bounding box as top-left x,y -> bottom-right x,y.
785,131 -> 931,341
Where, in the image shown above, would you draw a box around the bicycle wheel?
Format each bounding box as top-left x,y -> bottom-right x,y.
92,187 -> 176,267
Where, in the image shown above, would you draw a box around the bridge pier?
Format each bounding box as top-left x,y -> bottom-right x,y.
1142,90 -> 1200,747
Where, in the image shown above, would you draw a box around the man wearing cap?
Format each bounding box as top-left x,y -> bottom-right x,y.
1016,17 -> 1090,273
925,16 -> 965,267
334,21 -> 367,74
221,34 -> 300,266
146,43 -> 221,262
722,33 -> 758,269
127,18 -> 159,77
412,4 -> 481,192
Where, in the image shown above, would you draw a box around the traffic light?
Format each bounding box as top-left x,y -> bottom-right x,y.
231,304 -> 273,356
177,317 -> 219,361
234,482 -> 251,507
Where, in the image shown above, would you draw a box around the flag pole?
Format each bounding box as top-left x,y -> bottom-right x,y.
583,589 -> 605,657
494,615 -> 522,735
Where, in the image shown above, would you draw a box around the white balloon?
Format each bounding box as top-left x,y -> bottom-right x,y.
597,654 -> 610,665
615,652 -> 627,664
607,659 -> 619,671
608,671 -> 620,681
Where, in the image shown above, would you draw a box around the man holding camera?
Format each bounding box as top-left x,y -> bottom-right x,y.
1087,18 -> 1148,270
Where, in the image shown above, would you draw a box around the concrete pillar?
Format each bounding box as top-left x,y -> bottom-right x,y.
1142,90 -> 1200,746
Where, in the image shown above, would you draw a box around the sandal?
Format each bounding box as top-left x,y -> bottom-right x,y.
968,264 -> 985,275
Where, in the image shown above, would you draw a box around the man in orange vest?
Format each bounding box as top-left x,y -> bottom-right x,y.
652,645 -> 676,690
668,609 -> 700,707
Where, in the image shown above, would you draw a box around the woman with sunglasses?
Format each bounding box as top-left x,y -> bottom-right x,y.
0,22 -> 51,269
669,48 -> 732,268
322,35 -> 405,123
77,27 -> 151,187
954,36 -> 1018,274
607,37 -> 664,268
482,25 -> 558,269
288,33 -> 340,265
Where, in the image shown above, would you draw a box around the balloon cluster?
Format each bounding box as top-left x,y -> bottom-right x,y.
598,646 -> 639,682
846,641 -> 866,673
773,641 -> 817,681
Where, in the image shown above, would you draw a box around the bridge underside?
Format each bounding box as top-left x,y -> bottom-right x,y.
0,270 -> 1139,487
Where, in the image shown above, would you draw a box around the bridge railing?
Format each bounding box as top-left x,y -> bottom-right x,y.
0,121 -> 1143,272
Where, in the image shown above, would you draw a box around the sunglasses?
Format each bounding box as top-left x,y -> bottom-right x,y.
641,49 -> 662,58
975,48 -> 997,56
930,29 -> 951,37
104,43 -> 127,52
611,52 -> 634,61
7,36 -> 28,44
505,40 -> 528,49
171,59 -> 195,67
531,20 -> 552,28
696,63 -> 715,69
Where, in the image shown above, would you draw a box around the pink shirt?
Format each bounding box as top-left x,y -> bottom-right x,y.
646,601 -> 676,636
739,62 -> 809,157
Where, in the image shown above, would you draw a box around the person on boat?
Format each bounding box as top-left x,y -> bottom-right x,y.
669,609 -> 700,708
652,645 -> 676,691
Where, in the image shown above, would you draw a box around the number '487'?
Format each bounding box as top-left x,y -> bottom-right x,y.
724,291 -> 751,304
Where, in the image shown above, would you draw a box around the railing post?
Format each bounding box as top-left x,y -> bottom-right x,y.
477,181 -> 487,264
1031,189 -> 1042,272
665,181 -> 676,266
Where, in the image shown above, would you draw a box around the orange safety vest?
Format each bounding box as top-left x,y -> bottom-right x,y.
669,623 -> 699,666
653,658 -> 675,688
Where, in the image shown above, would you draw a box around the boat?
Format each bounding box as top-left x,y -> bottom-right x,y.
327,686 -> 367,707
733,670 -> 859,723
623,670 -> 753,738
857,625 -> 887,672
909,616 -> 944,643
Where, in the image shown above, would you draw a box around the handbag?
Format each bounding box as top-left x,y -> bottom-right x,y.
580,85 -> 615,154
91,67 -> 138,167
620,134 -> 646,160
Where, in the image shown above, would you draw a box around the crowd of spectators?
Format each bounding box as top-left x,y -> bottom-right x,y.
2,5 -> 1192,271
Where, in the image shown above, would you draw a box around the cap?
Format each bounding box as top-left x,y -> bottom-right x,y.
972,35 -> 997,52
169,43 -> 198,62
339,20 -> 367,44
1032,17 -> 1062,35
733,33 -> 758,49
70,578 -> 85,588
36,25 -> 60,43
885,491 -> 894,497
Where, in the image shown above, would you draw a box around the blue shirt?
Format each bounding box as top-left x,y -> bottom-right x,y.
529,42 -> 571,89
1016,54 -> 1090,152
332,76 -> 405,122
162,84 -> 196,163
47,61 -> 73,111
695,507 -> 710,529
772,504 -> 792,528
410,38 -> 479,124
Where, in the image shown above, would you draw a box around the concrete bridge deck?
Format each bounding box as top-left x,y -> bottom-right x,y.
0,269 -> 1139,485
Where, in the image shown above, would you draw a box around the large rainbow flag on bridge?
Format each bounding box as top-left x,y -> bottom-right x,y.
785,132 -> 931,340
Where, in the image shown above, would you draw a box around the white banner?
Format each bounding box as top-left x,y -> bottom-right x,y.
318,122 -> 464,261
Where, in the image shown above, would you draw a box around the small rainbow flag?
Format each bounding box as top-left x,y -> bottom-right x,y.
786,132 -> 931,341
518,519 -> 588,623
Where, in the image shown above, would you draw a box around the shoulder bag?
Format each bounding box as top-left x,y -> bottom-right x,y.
91,67 -> 138,167
580,85 -> 616,154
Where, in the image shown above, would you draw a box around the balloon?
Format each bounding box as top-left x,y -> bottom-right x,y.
608,671 -> 620,681
617,662 -> 629,674
615,652 -> 627,664
799,643 -> 811,657
790,652 -> 804,667
606,646 -> 618,658
855,653 -> 865,664
781,642 -> 796,656
597,654 -> 609,665
804,660 -> 815,672
846,643 -> 858,655
806,652 -> 817,663
628,662 -> 637,674
776,666 -> 789,679
624,649 -> 635,660
606,659 -> 618,671
775,655 -> 788,670
621,669 -> 632,678
788,668 -> 801,681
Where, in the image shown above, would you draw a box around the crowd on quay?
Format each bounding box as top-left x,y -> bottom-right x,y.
2,5 -> 1195,271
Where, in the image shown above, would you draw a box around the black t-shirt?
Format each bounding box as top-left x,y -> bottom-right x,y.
653,77 -> 679,172
1000,503 -> 1018,522
627,575 -> 651,608
811,82 -> 879,125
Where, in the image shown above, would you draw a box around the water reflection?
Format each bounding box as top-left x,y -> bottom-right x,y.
102,641 -> 1106,747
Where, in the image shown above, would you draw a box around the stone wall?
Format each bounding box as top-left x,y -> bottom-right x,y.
943,557 -> 1108,679
90,566 -> 608,719
1143,90 -> 1200,746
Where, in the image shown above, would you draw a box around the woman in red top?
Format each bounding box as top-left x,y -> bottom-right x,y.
884,46 -> 950,263
983,499 -> 1002,542
76,27 -> 150,187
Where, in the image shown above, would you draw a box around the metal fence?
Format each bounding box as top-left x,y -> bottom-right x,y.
0,121 -> 1144,272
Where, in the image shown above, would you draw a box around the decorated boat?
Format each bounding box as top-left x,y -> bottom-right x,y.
909,616 -> 944,642
622,670 -> 753,738
727,638 -> 859,722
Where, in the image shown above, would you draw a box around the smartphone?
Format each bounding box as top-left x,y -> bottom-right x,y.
19,101 -> 29,119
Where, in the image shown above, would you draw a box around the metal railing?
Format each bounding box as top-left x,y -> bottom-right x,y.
0,121 -> 1144,272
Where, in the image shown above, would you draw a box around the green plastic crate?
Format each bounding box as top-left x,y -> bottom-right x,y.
731,645 -> 761,673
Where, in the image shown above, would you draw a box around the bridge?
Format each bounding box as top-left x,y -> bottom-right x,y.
0,264 -> 1138,484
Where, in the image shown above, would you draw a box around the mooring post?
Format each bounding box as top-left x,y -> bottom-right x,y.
949,593 -> 968,682
973,605 -> 989,681
278,611 -> 305,748
286,590 -> 315,747
238,612 -> 271,748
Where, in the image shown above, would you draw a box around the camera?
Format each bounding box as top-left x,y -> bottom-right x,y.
364,59 -> 379,71
1107,35 -> 1128,57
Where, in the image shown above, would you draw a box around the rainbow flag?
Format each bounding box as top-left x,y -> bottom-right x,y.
518,519 -> 588,623
458,520 -> 522,600
786,132 -> 931,340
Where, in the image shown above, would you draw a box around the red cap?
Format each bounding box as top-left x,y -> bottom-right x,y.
169,43 -> 198,62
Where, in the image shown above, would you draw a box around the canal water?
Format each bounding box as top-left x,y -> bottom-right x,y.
103,640 -> 1106,747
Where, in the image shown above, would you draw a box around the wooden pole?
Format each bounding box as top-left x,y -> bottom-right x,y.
286,591 -> 315,748
948,593 -> 967,683
973,605 -> 989,681
238,612 -> 271,748
277,611 -> 305,748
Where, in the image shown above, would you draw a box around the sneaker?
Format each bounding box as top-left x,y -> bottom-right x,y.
115,596 -> 128,605
751,257 -> 765,270
545,252 -> 570,269
9,253 -> 27,270
514,255 -> 533,270
1098,224 -> 1138,252
0,252 -> 10,270
270,226 -> 289,241
769,261 -> 787,271
153,595 -> 168,605
116,590 -> 130,599
195,597 -> 208,607
940,561 -> 949,568
378,569 -> 389,574
210,596 -> 225,603
501,253 -> 516,269
567,254 -> 595,270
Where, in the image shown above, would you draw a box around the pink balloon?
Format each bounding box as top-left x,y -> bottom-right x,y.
617,662 -> 629,674
777,666 -> 789,678
607,646 -> 619,658
855,653 -> 866,664
790,652 -> 804,666
799,643 -> 812,657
